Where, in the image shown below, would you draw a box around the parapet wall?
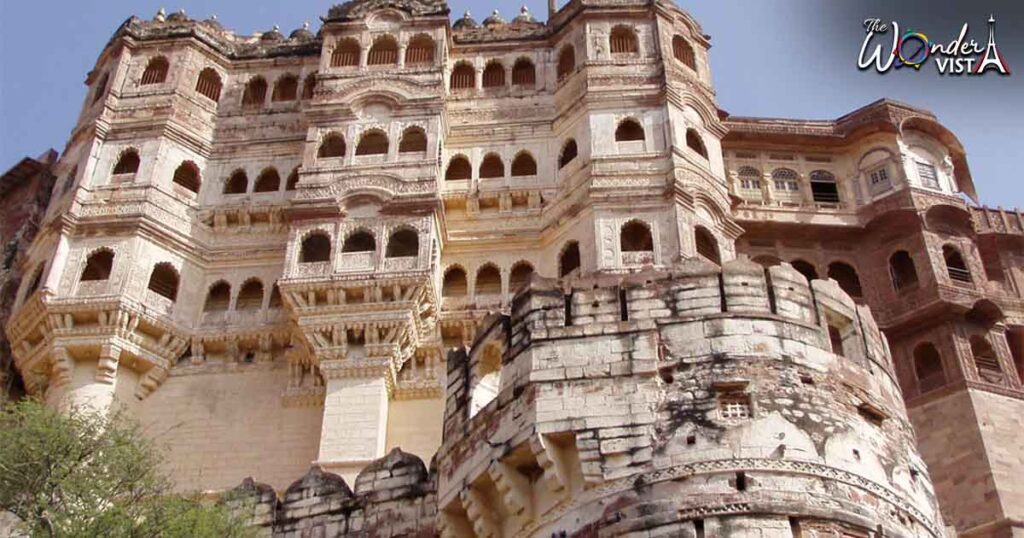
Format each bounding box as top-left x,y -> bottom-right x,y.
435,257 -> 948,537
229,448 -> 436,537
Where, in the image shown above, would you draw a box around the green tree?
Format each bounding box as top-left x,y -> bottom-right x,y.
0,399 -> 253,537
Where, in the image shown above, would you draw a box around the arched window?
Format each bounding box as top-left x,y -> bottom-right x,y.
272,74 -> 298,102
141,56 -> 170,85
828,262 -> 863,298
172,161 -> 201,193
970,335 -> 1002,379
80,249 -> 114,281
113,149 -> 141,176
737,166 -> 761,191
254,168 -> 281,192
300,232 -> 331,263
386,228 -> 419,258
302,73 -> 317,100
443,267 -> 468,297
242,77 -> 268,108
509,262 -> 534,292
559,241 -> 581,278
224,170 -> 248,194
331,38 -> 360,67
367,35 -> 399,65
318,133 -> 346,158
405,34 -> 435,65
620,221 -> 653,252
237,279 -> 264,310
672,36 -> 696,70
450,62 -> 475,91
913,343 -> 945,392
790,260 -> 818,281
342,230 -> 376,253
398,127 -> 427,153
356,130 -> 389,156
482,61 -> 505,88
771,168 -> 800,193
446,156 -> 472,180
810,170 -> 840,203
694,226 -> 720,265
470,345 -> 501,417
686,129 -> 707,159
148,263 -> 179,301
286,169 -> 299,191
204,281 -> 231,312
511,153 -> 537,176
479,154 -> 504,178
943,245 -> 972,283
889,251 -> 919,291
610,26 -> 639,55
92,73 -> 109,105
512,58 -> 536,87
559,139 -> 578,169
557,45 -> 575,80
615,119 -> 645,142
476,265 -> 502,295
269,284 -> 283,308
195,68 -> 222,102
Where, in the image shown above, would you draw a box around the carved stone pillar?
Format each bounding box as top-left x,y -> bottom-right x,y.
50,342 -> 123,413
316,357 -> 392,483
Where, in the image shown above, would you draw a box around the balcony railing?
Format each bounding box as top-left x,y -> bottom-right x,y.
339,251 -> 375,272
622,250 -> 655,267
292,261 -> 331,278
383,256 -> 418,272
144,291 -> 175,316
75,279 -> 111,297
947,267 -> 972,285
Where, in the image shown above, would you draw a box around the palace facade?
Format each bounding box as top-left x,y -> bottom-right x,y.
3,0 -> 1022,536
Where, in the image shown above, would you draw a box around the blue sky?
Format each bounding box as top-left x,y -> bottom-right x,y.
2,1 -> 1022,207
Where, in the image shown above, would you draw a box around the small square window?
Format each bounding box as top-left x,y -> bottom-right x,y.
916,161 -> 940,189
868,166 -> 891,193
719,393 -> 751,420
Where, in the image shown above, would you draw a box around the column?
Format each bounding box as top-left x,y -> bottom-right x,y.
42,234 -> 70,292
316,360 -> 391,483
50,342 -> 122,414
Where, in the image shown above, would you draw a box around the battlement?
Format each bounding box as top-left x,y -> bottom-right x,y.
433,257 -> 943,537
229,448 -> 436,537
469,256 -> 894,381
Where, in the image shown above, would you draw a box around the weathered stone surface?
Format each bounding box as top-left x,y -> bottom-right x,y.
2,0 -> 1022,536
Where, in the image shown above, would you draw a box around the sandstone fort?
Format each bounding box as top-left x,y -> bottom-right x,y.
1,0 -> 1022,536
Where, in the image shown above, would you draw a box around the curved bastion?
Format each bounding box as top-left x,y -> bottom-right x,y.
434,256 -> 947,537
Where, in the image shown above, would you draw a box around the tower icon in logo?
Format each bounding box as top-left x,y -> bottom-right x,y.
974,14 -> 1011,75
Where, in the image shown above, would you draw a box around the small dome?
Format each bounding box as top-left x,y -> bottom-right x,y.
452,10 -> 479,30
261,25 -> 284,42
166,9 -> 189,22
483,9 -> 506,27
513,5 -> 536,24
153,8 -> 167,23
290,22 -> 314,41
